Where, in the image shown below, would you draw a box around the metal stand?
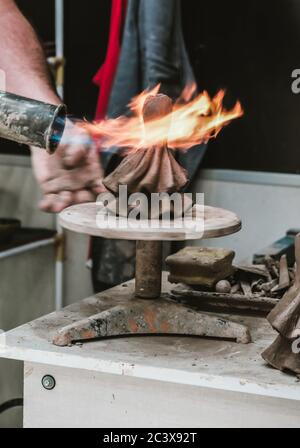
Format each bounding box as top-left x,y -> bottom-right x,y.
53,239 -> 251,346
135,241 -> 162,298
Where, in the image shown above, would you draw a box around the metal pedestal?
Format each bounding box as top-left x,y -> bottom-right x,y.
53,240 -> 251,346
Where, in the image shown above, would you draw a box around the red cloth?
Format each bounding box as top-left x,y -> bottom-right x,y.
93,0 -> 128,120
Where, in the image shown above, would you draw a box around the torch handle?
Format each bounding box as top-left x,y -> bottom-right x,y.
0,91 -> 66,153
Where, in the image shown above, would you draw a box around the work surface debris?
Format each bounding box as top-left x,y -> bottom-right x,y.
168,247 -> 294,313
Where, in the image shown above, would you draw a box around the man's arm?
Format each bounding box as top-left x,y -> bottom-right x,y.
0,0 -> 59,103
0,0 -> 104,212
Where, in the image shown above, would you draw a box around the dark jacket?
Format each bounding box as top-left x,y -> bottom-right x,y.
92,0 -> 206,290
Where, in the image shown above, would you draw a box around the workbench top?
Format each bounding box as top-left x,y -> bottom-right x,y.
0,274 -> 299,402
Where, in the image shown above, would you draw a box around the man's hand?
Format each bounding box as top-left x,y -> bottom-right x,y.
31,122 -> 106,213
0,3 -> 106,212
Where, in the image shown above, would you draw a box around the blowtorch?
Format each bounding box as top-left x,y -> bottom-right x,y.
0,90 -> 66,153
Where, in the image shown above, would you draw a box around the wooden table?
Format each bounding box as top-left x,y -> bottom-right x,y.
0,274 -> 299,428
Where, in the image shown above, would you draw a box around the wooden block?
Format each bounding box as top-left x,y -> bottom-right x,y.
166,246 -> 235,288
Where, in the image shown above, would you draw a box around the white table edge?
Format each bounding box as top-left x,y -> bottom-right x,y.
0,344 -> 299,403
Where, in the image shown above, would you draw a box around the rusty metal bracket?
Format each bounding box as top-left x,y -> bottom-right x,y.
53,298 -> 251,346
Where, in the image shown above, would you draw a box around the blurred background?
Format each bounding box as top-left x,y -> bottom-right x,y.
4,0 -> 300,173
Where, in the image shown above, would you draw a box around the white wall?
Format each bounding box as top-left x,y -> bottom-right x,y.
193,169 -> 300,261
0,154 -> 93,306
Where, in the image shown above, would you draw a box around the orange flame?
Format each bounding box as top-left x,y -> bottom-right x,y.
82,83 -> 243,152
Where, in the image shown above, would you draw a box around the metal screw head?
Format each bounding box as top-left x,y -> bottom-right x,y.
41,375 -> 56,390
